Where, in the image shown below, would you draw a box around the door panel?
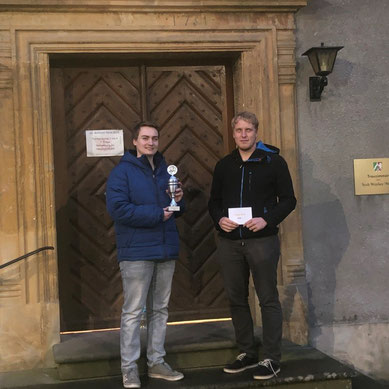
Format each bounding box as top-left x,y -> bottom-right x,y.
147,67 -> 229,320
52,67 -> 143,331
52,64 -> 231,331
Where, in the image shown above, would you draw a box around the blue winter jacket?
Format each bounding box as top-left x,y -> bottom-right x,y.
106,150 -> 183,262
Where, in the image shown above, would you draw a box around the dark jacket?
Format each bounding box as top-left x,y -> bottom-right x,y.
106,150 -> 183,262
208,141 -> 296,240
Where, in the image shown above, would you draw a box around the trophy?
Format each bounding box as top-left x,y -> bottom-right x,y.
167,165 -> 180,212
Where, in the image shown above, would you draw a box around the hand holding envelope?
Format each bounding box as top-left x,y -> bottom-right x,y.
218,217 -> 239,233
228,207 -> 252,224
219,207 -> 268,233
244,217 -> 267,232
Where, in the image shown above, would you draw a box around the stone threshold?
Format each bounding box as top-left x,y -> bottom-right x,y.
48,321 -> 357,387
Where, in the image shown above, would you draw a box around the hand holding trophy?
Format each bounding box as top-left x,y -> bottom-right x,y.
167,165 -> 181,212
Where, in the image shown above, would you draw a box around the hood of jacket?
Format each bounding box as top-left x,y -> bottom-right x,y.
119,149 -> 164,171
230,141 -> 280,165
256,141 -> 279,154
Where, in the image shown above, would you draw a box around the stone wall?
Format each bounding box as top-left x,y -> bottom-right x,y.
295,0 -> 389,382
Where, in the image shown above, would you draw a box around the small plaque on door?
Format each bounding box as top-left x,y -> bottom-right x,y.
86,129 -> 124,157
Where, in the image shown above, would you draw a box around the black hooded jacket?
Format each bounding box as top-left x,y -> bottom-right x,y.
208,142 -> 296,240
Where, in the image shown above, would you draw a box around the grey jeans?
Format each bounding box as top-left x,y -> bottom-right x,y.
119,260 -> 175,372
217,235 -> 282,362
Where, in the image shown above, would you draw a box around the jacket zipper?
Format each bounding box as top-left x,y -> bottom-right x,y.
239,165 -> 245,239
153,169 -> 167,259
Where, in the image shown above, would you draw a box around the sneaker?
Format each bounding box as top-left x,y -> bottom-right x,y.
122,367 -> 141,388
223,353 -> 258,373
148,362 -> 184,381
253,359 -> 280,380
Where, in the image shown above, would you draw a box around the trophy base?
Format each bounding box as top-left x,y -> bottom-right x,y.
167,205 -> 180,212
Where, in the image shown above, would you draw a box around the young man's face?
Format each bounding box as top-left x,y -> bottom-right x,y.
133,126 -> 159,158
232,119 -> 257,153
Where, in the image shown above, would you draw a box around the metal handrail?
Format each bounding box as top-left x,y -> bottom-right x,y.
0,246 -> 54,270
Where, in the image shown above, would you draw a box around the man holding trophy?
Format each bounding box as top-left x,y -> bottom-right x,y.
106,121 -> 184,388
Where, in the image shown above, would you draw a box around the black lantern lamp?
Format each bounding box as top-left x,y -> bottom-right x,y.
302,43 -> 343,101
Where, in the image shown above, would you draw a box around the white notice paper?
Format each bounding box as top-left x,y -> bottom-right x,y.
228,207 -> 253,225
86,129 -> 124,157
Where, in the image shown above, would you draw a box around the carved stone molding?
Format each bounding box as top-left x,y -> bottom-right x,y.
0,281 -> 22,304
277,30 -> 296,84
0,30 -> 12,89
13,27 -> 280,306
285,258 -> 306,283
0,0 -> 307,13
12,24 -> 305,307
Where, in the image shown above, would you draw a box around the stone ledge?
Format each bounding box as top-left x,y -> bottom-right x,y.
53,321 -> 242,364
53,322 -> 248,379
0,0 -> 308,13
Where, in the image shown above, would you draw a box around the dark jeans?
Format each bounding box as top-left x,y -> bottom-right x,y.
217,235 -> 282,362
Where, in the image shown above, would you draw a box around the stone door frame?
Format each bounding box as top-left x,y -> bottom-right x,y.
3,10 -> 306,368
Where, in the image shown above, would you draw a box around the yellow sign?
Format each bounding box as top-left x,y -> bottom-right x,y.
354,158 -> 389,195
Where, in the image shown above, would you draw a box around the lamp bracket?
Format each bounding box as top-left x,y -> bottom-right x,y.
309,76 -> 328,101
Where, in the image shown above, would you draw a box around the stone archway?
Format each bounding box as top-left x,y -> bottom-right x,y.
0,1 -> 307,371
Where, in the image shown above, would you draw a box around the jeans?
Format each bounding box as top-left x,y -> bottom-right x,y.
119,260 -> 175,372
217,235 -> 282,362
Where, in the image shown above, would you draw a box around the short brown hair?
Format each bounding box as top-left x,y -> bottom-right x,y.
132,121 -> 160,140
231,111 -> 259,131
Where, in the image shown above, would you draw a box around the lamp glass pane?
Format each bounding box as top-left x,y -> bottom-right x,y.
317,49 -> 337,75
308,51 -> 320,74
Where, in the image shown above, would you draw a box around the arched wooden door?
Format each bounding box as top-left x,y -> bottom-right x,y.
51,62 -> 233,331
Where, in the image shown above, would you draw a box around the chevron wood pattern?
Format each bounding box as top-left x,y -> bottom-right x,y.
53,67 -> 142,330
147,67 -> 229,320
53,65 -> 230,331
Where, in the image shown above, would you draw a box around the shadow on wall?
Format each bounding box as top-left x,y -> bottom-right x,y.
301,155 -> 350,353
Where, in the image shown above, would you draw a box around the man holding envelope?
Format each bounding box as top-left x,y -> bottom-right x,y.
208,111 -> 296,380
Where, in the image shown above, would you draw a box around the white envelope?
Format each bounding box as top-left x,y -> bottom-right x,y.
228,207 -> 252,225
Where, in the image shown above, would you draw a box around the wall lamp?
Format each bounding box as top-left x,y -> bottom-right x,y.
302,43 -> 343,101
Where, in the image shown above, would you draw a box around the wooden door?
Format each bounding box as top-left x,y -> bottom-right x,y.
51,63 -> 232,331
147,67 -> 230,321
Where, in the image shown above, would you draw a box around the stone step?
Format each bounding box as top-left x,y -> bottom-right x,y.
53,321 -> 244,380
53,321 -> 356,388
2,366 -> 358,389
